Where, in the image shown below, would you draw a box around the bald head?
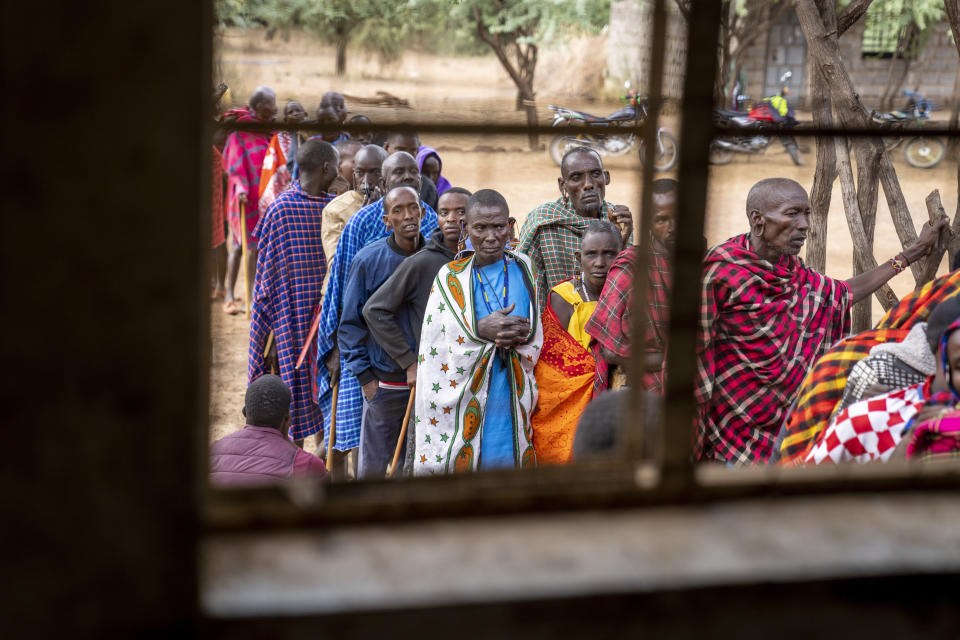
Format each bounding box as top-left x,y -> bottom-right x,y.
746,177 -> 811,260
746,178 -> 806,219
381,151 -> 421,193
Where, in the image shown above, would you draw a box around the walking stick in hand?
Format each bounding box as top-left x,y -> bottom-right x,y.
239,200 -> 251,316
325,381 -> 339,478
386,385 -> 416,478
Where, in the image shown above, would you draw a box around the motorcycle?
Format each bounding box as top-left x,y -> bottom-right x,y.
709,71 -> 803,166
547,85 -> 679,172
872,90 -> 946,169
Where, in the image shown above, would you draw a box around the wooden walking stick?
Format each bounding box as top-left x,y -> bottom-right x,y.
386,384 -> 416,478
263,331 -> 276,374
239,199 -> 251,316
325,381 -> 339,478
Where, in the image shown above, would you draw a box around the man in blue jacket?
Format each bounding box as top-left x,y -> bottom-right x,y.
338,185 -> 426,478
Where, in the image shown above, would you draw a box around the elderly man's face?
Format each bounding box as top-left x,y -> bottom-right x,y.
751,184 -> 810,258
559,151 -> 609,218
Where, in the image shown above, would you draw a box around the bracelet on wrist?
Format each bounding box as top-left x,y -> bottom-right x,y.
888,253 -> 908,274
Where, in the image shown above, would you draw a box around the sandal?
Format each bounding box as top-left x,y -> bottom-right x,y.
223,299 -> 242,315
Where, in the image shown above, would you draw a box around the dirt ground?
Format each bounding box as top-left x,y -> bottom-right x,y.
210,31 -> 960,446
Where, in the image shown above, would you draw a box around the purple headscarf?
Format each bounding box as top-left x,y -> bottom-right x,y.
416,145 -> 452,194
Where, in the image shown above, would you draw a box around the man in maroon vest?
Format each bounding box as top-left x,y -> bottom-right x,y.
209,374 -> 326,487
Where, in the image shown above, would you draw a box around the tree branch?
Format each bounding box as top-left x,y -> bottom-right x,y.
837,0 -> 875,37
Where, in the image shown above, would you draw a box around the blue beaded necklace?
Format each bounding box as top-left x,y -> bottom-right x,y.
474,256 -> 510,315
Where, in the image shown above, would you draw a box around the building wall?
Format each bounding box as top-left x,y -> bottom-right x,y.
606,0 -> 688,101
837,19 -> 959,110
610,4 -> 960,112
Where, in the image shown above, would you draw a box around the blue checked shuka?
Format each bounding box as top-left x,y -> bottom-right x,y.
315,197 -> 438,451
249,182 -> 333,441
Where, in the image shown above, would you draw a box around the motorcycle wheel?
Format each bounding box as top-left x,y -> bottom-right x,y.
639,132 -> 680,171
549,136 -> 583,167
904,136 -> 945,169
708,144 -> 734,165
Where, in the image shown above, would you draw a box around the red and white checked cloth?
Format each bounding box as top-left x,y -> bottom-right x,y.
805,379 -> 930,465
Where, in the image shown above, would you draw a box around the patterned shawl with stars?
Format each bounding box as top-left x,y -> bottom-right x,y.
413,251 -> 543,475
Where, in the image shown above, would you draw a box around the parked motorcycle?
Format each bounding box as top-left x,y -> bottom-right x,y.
710,71 -> 803,166
547,86 -> 679,172
872,90 -> 946,169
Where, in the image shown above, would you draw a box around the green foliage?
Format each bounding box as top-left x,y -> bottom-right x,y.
432,0 -> 609,45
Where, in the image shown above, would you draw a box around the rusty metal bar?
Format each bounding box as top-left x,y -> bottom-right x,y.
222,120 -> 960,139
659,0 -> 724,492
626,0 -> 668,464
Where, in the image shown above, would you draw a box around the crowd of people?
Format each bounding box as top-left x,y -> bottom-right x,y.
208,85 -> 960,487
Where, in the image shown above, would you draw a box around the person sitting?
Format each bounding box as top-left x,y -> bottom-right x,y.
414,189 -> 542,474
518,146 -> 633,310
209,374 -> 326,487
416,145 -> 452,195
572,390 -> 662,461
778,270 -> 960,465
531,220 -> 621,464
587,178 -> 678,395
835,321 -> 937,413
363,187 -> 471,474
806,305 -> 960,465
697,177 -> 947,466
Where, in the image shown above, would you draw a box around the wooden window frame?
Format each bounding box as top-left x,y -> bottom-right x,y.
206,0 -> 960,535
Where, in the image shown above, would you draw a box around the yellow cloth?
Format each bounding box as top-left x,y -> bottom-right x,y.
531,306 -> 596,465
551,280 -> 597,351
321,190 -> 365,290
765,95 -> 789,117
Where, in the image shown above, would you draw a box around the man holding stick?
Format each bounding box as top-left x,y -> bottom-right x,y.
364,188 -> 471,474
338,185 -> 426,478
248,140 -> 339,445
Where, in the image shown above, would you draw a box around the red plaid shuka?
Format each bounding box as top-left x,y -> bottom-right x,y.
586,246 -> 671,394
696,234 -> 852,465
212,145 -> 225,248
779,270 -> 960,465
221,106 -> 274,250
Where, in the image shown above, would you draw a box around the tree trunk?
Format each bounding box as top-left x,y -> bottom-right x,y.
805,0 -> 838,274
335,26 -> 348,76
797,0 -> 920,313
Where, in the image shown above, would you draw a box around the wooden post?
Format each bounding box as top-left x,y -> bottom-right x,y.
834,137 -> 899,311
916,190 -> 951,287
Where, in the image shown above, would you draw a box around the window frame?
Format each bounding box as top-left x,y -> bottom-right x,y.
207,0 -> 960,534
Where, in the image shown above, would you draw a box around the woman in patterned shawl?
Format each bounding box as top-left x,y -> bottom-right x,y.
414,190 -> 542,474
